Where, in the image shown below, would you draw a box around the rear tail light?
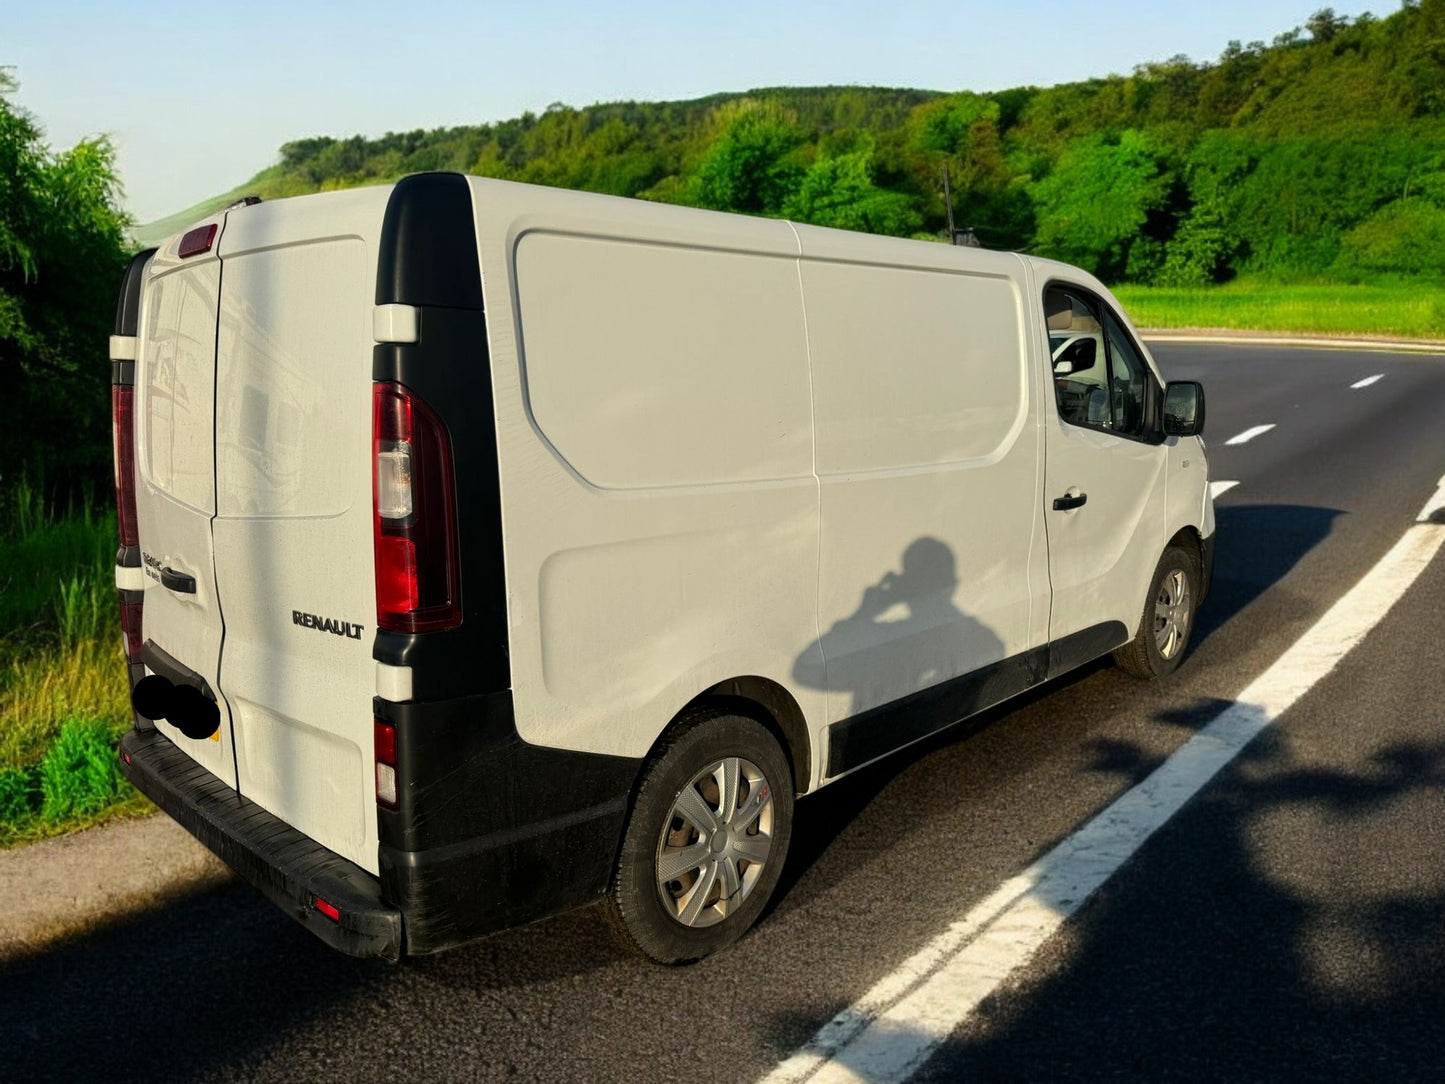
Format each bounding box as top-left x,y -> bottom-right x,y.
374,719 -> 398,808
372,382 -> 460,632
119,599 -> 144,663
178,223 -> 217,259
112,386 -> 138,548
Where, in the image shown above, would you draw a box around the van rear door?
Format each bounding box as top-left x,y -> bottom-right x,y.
210,188 -> 393,875
134,219 -> 236,788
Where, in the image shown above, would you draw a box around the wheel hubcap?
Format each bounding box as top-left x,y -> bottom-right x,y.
655,756 -> 775,928
1153,568 -> 1192,659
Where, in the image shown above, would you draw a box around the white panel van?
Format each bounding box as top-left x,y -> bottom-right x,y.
113,173 -> 1213,963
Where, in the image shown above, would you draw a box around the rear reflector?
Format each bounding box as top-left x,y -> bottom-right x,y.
178,223 -> 217,259
315,897 -> 341,922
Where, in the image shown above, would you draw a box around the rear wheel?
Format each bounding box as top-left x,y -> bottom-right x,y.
604,712 -> 793,964
1114,543 -> 1199,680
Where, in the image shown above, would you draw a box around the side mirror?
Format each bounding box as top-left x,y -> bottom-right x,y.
1051,336 -> 1097,376
1163,381 -> 1205,437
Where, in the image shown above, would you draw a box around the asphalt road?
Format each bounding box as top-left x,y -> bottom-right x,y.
4,344 -> 1444,1082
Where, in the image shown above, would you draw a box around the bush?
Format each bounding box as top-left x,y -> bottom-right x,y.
1334,197 -> 1445,278
38,716 -> 126,821
0,765 -> 38,822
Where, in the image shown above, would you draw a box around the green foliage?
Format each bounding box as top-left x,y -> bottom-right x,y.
1334,197 -> 1445,277
1029,131 -> 1172,280
692,102 -> 805,214
0,74 -> 131,497
783,144 -> 922,236
38,716 -> 126,821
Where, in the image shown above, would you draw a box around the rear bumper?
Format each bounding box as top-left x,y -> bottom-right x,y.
119,727 -> 403,961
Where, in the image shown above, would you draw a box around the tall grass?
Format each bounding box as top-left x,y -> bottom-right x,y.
0,476 -> 145,845
1114,279 -> 1445,340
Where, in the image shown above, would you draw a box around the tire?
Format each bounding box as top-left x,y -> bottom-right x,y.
1113,543 -> 1200,680
603,711 -> 794,964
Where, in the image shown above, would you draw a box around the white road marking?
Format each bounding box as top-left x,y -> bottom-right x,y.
1350,374 -> 1385,389
761,478 -> 1445,1084
1419,473 -> 1445,524
1209,480 -> 1240,499
1224,424 -> 1276,446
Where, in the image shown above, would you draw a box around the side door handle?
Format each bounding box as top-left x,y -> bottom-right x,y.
159,565 -> 197,594
1052,492 -> 1088,511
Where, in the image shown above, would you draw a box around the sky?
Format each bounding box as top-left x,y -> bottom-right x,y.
7,1 -> 1391,224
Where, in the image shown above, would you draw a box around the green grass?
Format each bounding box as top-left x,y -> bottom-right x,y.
1113,279 -> 1445,341
0,478 -> 149,848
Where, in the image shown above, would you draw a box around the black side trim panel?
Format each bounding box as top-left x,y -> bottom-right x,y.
373,690 -> 642,954
1046,619 -> 1130,681
119,728 -> 402,961
113,247 -> 156,336
141,639 -> 216,701
1199,531 -> 1216,606
825,622 -> 1131,778
826,647 -> 1045,778
375,173 -> 483,310
371,173 -> 509,699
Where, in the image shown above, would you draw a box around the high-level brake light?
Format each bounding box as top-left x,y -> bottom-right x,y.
372,382 -> 460,632
178,223 -> 217,259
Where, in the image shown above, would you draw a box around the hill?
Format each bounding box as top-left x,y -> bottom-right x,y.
140,2 -> 1445,285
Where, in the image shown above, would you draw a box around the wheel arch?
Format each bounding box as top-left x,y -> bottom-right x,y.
672,676 -> 813,796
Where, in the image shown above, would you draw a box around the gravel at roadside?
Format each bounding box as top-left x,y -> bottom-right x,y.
0,812 -> 230,962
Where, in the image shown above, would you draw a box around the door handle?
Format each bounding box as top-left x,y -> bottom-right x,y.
1052,492 -> 1088,511
159,565 -> 196,594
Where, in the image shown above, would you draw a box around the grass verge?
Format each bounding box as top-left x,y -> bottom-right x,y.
0,479 -> 151,848
1113,279 -> 1445,341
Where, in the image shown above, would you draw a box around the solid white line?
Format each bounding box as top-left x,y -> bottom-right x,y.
1350,374 -> 1385,389
1224,424 -> 1276,446
1419,474 -> 1445,524
1209,480 -> 1240,500
761,486 -> 1445,1084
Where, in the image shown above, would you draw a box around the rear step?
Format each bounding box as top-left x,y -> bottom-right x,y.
119,727 -> 403,961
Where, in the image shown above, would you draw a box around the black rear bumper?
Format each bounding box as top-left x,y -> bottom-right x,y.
119,727 -> 404,961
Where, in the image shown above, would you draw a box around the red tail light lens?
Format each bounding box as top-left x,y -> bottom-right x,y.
372,382 -> 460,632
119,599 -> 144,663
112,385 -> 138,548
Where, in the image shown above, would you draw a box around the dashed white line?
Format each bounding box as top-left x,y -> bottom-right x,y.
1224,424 -> 1276,446
1350,374 -> 1385,389
761,475 -> 1445,1084
1209,480 -> 1240,500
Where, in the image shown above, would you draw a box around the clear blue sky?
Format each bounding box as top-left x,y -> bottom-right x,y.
7,1 -> 1386,223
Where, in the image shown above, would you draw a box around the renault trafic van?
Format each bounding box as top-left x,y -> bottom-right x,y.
114,173 -> 1212,963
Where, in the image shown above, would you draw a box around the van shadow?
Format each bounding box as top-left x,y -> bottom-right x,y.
0,876 -> 626,1081
768,731 -> 1445,1081
1193,503 -> 1343,643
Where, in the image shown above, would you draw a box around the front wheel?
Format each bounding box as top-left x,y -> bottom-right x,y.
603,712 -> 793,964
1113,543 -> 1200,680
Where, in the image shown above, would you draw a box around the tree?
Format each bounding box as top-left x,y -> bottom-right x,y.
782,144 -> 922,236
0,73 -> 131,492
691,103 -> 804,214
1028,130 -> 1172,281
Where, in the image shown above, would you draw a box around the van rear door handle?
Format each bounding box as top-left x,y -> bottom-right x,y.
159,566 -> 196,594
1052,492 -> 1088,511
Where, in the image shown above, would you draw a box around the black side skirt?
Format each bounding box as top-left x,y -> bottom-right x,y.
825,621 -> 1129,778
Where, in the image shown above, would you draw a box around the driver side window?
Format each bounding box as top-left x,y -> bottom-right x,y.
1044,285 -> 1152,439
